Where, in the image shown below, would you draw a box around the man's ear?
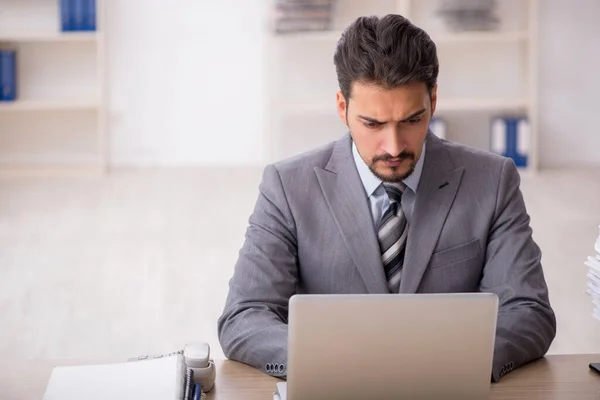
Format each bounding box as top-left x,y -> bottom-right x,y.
336,91 -> 348,126
430,84 -> 438,116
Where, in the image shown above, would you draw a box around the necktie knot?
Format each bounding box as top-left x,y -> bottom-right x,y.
383,182 -> 405,205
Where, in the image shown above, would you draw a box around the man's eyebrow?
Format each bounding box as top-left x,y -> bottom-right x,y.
358,108 -> 427,124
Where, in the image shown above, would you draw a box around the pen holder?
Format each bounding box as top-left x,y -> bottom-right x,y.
191,360 -> 216,392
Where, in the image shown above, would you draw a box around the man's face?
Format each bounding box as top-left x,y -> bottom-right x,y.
336,81 -> 437,183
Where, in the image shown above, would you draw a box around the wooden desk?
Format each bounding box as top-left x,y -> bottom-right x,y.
1,354 -> 600,399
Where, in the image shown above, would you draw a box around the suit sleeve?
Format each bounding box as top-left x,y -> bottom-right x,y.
480,158 -> 557,382
217,164 -> 297,378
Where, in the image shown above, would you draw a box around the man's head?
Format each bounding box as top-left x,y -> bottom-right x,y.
333,14 -> 439,183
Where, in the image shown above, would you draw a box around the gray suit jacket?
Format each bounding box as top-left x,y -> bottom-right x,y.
217,132 -> 556,382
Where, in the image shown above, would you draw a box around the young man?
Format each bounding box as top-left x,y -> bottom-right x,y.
217,14 -> 556,382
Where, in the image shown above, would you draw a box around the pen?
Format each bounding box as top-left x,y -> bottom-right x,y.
192,382 -> 202,400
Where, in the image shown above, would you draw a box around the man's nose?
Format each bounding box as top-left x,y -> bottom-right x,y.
381,129 -> 405,157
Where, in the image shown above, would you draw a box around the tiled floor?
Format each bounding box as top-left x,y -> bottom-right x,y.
1,166 -> 599,362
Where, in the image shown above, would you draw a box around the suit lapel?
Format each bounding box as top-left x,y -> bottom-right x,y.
315,134 -> 388,294
400,133 -> 465,294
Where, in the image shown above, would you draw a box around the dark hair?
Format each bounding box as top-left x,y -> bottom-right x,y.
333,14 -> 439,103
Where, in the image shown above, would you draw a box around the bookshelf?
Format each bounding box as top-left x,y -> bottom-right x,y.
264,0 -> 540,174
0,0 -> 107,176
0,32 -> 98,43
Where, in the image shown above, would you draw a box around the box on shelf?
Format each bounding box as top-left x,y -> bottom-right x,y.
490,115 -> 529,168
272,0 -> 337,34
0,50 -> 17,102
436,0 -> 501,32
60,0 -> 96,32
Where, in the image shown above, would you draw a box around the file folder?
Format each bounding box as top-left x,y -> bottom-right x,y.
490,116 -> 528,167
0,50 -> 17,102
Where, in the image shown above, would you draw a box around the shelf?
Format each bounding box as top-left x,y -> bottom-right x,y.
0,163 -> 104,178
270,30 -> 342,42
432,30 -> 529,43
0,99 -> 100,112
269,30 -> 529,44
0,31 -> 98,43
277,97 -> 528,115
436,98 -> 529,112
0,0 -> 107,176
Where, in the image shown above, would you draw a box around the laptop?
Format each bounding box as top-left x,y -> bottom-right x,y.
282,292 -> 498,400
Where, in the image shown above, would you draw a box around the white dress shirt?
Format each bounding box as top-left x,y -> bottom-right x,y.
351,138 -> 426,228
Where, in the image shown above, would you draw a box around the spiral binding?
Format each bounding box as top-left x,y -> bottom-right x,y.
128,349 -> 184,362
127,350 -> 209,399
184,368 -> 194,400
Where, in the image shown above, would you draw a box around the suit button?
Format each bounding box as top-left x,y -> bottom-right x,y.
265,363 -> 272,373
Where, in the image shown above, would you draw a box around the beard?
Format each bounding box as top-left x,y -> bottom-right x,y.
368,152 -> 416,183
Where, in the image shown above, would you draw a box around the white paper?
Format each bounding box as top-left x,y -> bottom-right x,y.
491,119 -> 506,154
517,118 -> 530,155
275,382 -> 287,400
585,227 -> 600,323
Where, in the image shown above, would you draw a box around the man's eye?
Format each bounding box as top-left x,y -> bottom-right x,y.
407,117 -> 422,125
364,122 -> 381,128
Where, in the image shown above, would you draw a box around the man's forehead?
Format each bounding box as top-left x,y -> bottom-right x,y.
349,82 -> 429,119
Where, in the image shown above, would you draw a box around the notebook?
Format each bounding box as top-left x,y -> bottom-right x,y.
43,354 -> 195,400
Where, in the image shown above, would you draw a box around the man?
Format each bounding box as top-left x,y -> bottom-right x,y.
217,14 -> 556,382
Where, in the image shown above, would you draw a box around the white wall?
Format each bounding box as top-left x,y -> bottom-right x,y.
105,0 -> 600,168
107,0 -> 265,166
538,0 -> 600,168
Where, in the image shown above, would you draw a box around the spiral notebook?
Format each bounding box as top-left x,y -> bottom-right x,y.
42,354 -> 197,400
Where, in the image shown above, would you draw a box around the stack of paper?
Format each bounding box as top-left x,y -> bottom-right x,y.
585,225 -> 600,321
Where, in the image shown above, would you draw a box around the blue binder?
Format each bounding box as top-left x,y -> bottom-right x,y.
490,116 -> 529,167
0,50 -> 17,102
85,0 -> 97,31
72,0 -> 86,31
60,0 -> 72,31
60,0 -> 96,32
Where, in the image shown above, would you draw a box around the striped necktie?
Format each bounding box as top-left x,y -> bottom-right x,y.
378,182 -> 409,293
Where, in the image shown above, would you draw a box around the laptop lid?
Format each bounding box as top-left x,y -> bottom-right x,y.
286,293 -> 498,400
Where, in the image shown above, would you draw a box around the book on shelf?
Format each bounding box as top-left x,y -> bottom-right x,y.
436,0 -> 500,32
60,0 -> 96,32
273,0 -> 337,34
0,50 -> 17,102
585,225 -> 600,322
490,115 -> 529,168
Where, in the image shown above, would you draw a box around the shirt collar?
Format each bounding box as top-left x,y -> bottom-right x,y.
352,138 -> 426,196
